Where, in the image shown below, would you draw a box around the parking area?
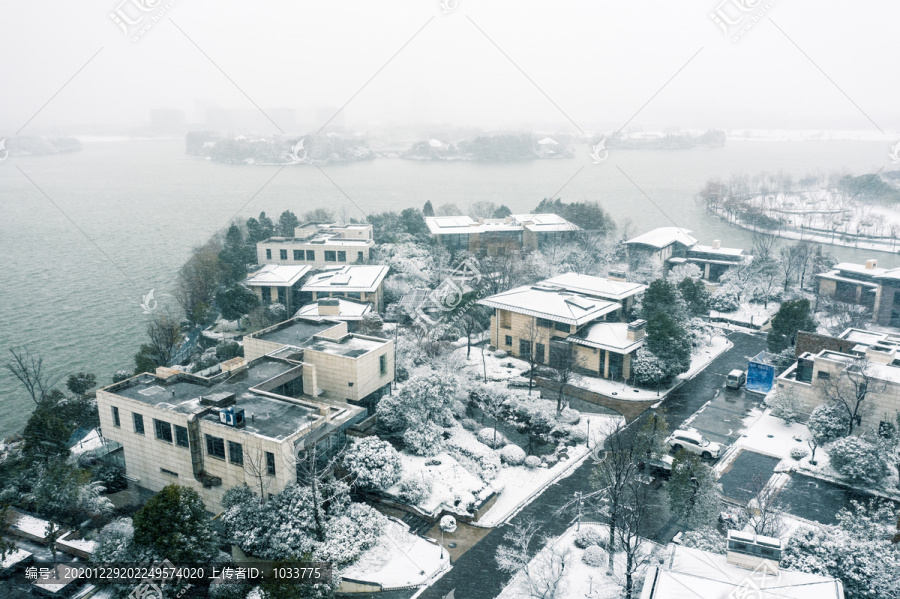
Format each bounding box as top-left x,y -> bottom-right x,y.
717,450 -> 782,503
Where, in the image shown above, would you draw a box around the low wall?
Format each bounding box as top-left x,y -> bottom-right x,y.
534,377 -> 657,422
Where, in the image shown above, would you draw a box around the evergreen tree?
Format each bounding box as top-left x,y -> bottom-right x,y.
492,204 -> 512,218
132,485 -> 220,564
664,452 -> 721,529
767,298 -> 817,353
65,372 -> 96,396
278,210 -> 300,236
422,200 -> 435,216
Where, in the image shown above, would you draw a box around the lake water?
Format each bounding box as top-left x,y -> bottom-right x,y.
0,138 -> 896,439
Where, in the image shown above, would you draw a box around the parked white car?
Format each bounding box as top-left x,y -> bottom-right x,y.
665,429 -> 722,459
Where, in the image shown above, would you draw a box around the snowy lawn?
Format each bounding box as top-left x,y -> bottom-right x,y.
0,548 -> 32,570
388,449 -> 491,516
570,335 -> 732,400
341,518 -> 448,588
9,510 -> 55,542
495,524 -> 663,599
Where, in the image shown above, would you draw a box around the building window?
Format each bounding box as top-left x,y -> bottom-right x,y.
293,250 -> 303,260
133,413 -> 145,435
380,354 -> 387,375
537,318 -> 553,328
337,251 -> 346,262
306,250 -> 315,261
817,371 -> 831,380
205,435 -> 226,460
357,252 -> 364,263
154,419 -> 173,443
554,322 -> 570,333
519,340 -> 532,360
505,335 -> 512,346
324,251 -> 337,262
266,451 -> 276,475
174,425 -> 189,448
535,343 -> 545,364
280,249 -> 288,260
112,406 -> 120,427
228,441 -> 243,466
160,468 -> 178,477
266,249 -> 272,260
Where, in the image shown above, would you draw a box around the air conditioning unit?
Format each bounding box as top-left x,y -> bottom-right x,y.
218,407 -> 245,427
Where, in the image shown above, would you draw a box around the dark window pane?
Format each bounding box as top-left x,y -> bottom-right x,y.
266,249 -> 272,259
337,251 -> 346,262
293,250 -> 303,260
280,249 -> 288,260
324,251 -> 337,262
154,419 -> 173,443
228,441 -> 243,466
133,413 -> 145,435
112,406 -> 120,427
174,425 -> 189,448
205,435 -> 226,459
306,250 -> 315,261
266,451 -> 276,475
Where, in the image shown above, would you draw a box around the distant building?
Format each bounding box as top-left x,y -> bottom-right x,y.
257,222 -> 374,269
624,227 -> 747,281
425,214 -> 579,255
642,534 -> 844,598
300,265 -> 388,312
244,264 -> 310,313
816,259 -> 900,325
777,327 -> 900,432
478,273 -> 646,380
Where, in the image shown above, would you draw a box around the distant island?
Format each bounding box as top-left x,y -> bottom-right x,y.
185,131 -> 374,165
597,129 -> 726,150
402,133 -> 575,161
4,136 -> 82,156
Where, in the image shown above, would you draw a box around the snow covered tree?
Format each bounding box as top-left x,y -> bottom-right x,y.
631,348 -> 671,388
828,436 -> 891,486
376,372 -> 460,450
343,437 -> 402,491
495,518 -> 570,599
781,500 -> 900,599
767,386 -> 802,425
679,527 -> 725,554
132,484 -> 220,563
676,276 -> 710,317
806,402 -> 850,462
739,474 -> 785,538
277,210 -> 300,237
664,453 -> 721,530
819,357 -> 887,434
615,481 -> 656,599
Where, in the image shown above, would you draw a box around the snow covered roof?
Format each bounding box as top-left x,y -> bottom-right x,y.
689,244 -> 744,257
537,137 -> 558,145
294,299 -> 373,320
624,227 -> 697,249
543,272 -> 645,301
245,264 -> 311,287
301,265 -> 388,293
477,285 -> 619,325
569,322 -> 644,353
833,262 -> 886,277
642,544 -> 845,599
425,214 -> 579,235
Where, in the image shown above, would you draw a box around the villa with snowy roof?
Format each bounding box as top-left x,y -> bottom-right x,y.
425,213 -> 580,255
300,265 -> 389,312
641,533 -> 844,599
96,317 -> 392,512
624,227 -> 747,281
816,258 -> 900,325
777,327 -> 900,433
478,273 -> 647,380
244,264 -> 310,313
257,221 -> 375,268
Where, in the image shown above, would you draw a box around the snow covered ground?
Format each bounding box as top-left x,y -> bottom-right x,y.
389,450 -> 491,516
711,302 -> 780,328
68,428 -> 104,457
495,524 -> 663,599
341,518 -> 448,588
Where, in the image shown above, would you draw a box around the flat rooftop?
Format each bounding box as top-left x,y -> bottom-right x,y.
301,265 -> 389,292
245,264 -> 311,287
301,334 -> 386,358
424,213 -> 579,235
253,318 -> 340,348
261,236 -> 372,246
113,359 -> 320,440
569,322 -> 643,353
624,227 -> 697,249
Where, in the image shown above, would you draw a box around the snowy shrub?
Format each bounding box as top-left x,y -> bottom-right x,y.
632,348 -> 672,388
524,455 -> 542,469
343,437 -> 402,491
377,372 -> 459,435
398,476 -> 431,505
574,526 -> 605,549
557,408 -> 581,425
477,427 -> 508,449
451,400 -> 467,418
315,504 -> 387,566
267,303 -> 287,323
582,545 -> 605,567
790,446 -> 809,460
828,436 -> 891,485
403,423 -> 445,457
91,518 -> 134,563
542,454 -> 559,467
808,403 -> 850,444
112,370 -> 131,383
768,387 -> 801,425
500,444 -> 526,466
494,350 -> 507,359
454,491 -> 476,512
709,287 -> 740,312
680,527 -> 726,554
446,429 -> 501,481
461,418 -> 480,431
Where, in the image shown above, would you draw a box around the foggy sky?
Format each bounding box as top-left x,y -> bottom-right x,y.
1,0 -> 897,135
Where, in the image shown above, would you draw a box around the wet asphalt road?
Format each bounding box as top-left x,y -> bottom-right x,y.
414,331 -> 768,599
